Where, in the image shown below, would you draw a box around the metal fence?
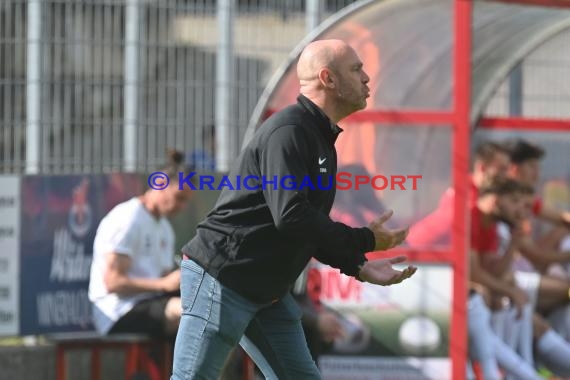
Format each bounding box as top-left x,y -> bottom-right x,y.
483,27 -> 570,119
5,0 -> 568,175
0,0 -> 359,174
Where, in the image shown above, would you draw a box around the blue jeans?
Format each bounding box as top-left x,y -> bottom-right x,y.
171,258 -> 321,380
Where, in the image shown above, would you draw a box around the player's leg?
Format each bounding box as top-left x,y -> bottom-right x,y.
491,303 -> 509,344
240,293 -> 321,380
164,297 -> 181,336
561,234 -> 570,274
171,259 -> 259,380
547,304 -> 570,341
108,295 -> 174,338
468,292 -> 501,380
534,274 -> 570,313
492,334 -> 542,380
108,295 -> 179,377
534,313 -> 570,378
511,272 -> 538,364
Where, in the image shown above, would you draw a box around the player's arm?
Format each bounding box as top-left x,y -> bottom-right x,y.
480,224 -> 526,277
479,238 -> 517,278
469,250 -> 528,315
538,207 -> 570,229
406,189 -> 454,247
260,125 -> 376,278
516,235 -> 570,273
104,252 -> 180,296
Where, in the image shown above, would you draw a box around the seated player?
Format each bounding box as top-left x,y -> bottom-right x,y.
407,140 -> 510,247
88,150 -> 194,339
472,177 -> 570,377
503,138 -> 570,278
469,177 -> 541,379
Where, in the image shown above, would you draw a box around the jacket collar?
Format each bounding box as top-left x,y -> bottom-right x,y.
297,95 -> 343,144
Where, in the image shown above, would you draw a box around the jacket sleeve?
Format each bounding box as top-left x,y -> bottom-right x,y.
260,125 -> 375,277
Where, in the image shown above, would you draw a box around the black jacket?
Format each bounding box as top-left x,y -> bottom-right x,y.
181,95 -> 376,304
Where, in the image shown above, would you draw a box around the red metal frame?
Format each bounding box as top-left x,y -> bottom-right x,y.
256,1 -> 570,379
479,116 -> 570,131
358,3 -> 471,379
451,2 -> 472,379
55,340 -> 172,380
345,110 -> 455,125
489,0 -> 570,8
344,1 -> 570,378
367,248 -> 452,263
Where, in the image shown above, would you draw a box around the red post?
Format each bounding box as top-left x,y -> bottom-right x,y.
452,0 -> 472,379
479,116 -> 570,132
91,346 -> 101,380
492,0 -> 570,8
163,341 -> 173,380
56,346 -> 66,380
126,343 -> 141,379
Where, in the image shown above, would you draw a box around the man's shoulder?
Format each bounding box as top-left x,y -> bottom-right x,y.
111,197 -> 142,214
258,104 -> 308,132
245,106 -> 310,152
101,197 -> 143,227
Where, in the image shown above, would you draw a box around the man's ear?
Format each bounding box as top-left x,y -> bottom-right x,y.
318,68 -> 335,89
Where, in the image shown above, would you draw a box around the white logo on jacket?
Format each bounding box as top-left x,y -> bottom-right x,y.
318,156 -> 327,173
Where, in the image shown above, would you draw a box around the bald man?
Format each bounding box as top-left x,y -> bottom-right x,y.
171,39 -> 416,380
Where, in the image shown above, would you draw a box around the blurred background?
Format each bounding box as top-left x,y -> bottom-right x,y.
0,0 -> 358,174
1,0 -> 569,379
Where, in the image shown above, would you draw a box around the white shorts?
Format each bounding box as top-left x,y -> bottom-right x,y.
513,270 -> 541,309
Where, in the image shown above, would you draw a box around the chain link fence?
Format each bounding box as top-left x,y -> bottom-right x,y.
0,0 -> 359,174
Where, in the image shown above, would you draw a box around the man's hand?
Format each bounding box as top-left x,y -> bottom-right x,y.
358,256 -> 417,286
160,270 -> 181,292
507,286 -> 529,319
368,210 -> 409,251
562,211 -> 570,229
509,224 -> 526,249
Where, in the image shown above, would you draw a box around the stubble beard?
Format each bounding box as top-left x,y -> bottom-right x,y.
337,88 -> 366,115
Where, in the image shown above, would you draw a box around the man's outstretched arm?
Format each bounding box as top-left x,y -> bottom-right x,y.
261,125 -> 410,278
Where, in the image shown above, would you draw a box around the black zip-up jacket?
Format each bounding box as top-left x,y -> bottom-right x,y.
181,95 -> 376,304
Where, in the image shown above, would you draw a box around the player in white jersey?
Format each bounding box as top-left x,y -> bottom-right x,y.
89,150 -> 194,338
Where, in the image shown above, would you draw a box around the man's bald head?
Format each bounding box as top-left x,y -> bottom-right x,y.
297,39 -> 352,83
295,39 -> 369,123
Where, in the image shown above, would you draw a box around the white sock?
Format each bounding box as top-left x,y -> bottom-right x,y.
536,329 -> 570,377
493,334 -> 542,380
468,294 -> 501,380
